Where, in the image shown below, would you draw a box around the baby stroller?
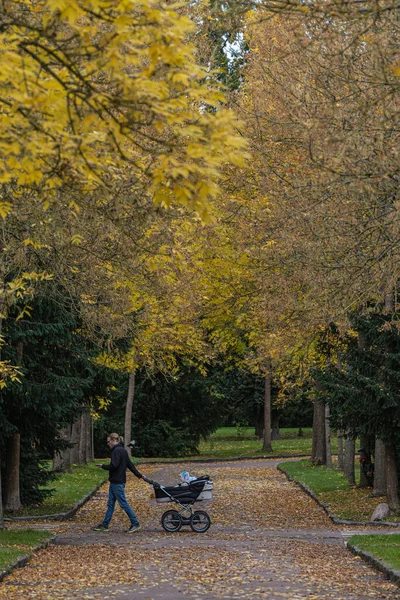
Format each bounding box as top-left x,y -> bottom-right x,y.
143,475 -> 213,533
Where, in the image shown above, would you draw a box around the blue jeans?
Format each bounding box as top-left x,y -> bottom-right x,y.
102,483 -> 139,527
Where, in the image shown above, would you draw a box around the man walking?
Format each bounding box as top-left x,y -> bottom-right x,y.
93,433 -> 144,533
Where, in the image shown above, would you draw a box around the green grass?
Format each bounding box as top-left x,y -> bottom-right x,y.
280,459 -> 400,524
136,427 -> 333,461
4,461 -> 108,517
0,529 -> 51,570
348,534 -> 400,571
186,427 -> 332,460
282,459 -> 351,493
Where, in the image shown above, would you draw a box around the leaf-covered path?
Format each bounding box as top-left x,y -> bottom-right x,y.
1,459 -> 399,599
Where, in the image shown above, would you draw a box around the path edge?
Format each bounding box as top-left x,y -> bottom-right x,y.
347,542 -> 400,585
0,535 -> 56,583
277,464 -> 400,528
4,478 -> 107,523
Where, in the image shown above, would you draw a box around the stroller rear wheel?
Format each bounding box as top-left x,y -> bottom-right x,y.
190,510 -> 211,533
161,510 -> 182,532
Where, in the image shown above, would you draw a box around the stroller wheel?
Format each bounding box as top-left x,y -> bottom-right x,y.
161,510 -> 182,532
190,510 -> 211,533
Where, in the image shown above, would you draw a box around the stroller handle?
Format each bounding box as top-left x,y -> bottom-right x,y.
142,476 -> 161,488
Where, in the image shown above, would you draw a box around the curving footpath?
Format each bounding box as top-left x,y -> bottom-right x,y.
0,459 -> 399,599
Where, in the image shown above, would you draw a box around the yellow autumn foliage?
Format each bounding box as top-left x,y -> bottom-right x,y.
0,0 -> 247,217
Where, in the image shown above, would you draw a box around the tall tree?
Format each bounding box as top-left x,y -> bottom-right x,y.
0,286 -> 107,509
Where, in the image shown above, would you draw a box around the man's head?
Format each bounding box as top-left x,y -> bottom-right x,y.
107,433 -> 121,449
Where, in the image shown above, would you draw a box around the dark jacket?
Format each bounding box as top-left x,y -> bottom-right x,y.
102,443 -> 142,484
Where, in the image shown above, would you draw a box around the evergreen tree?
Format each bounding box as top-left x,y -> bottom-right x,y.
315,308 -> 400,508
318,310 -> 400,447
94,364 -> 223,458
0,289 -> 101,506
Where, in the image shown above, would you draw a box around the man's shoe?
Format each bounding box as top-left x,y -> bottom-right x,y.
127,524 -> 141,533
92,524 -> 109,532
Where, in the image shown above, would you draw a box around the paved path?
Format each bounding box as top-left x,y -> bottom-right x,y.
1,459 -> 399,599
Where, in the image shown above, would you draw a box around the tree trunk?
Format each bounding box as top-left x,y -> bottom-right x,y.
384,291 -> 394,312
337,430 -> 344,470
262,363 -> 272,453
124,372 -> 135,457
0,452 -> 3,526
0,315 -> 3,526
70,415 -> 82,465
255,407 -> 263,440
385,442 -> 400,513
311,387 -> 326,465
343,432 -> 356,485
53,427 -> 72,472
4,432 -> 22,511
271,413 -> 280,440
325,403 -> 332,469
78,411 -> 86,464
372,437 -> 386,497
381,293 -> 399,509
358,438 -> 372,488
4,338 -> 23,511
83,407 -> 93,462
54,410 -> 92,470
91,414 -> 95,462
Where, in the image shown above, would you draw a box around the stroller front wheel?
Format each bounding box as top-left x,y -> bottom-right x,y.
161,510 -> 182,533
190,510 -> 211,533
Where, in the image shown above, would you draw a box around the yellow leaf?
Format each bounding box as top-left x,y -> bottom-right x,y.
0,202 -> 12,219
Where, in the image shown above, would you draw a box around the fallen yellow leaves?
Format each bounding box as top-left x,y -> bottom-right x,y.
1,461 -> 398,599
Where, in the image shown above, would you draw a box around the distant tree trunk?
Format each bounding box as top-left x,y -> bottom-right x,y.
384,291 -> 394,312
0,454 -> 3,526
255,407 -> 263,440
271,413 -> 280,440
311,383 -> 326,465
262,362 -> 272,453
325,404 -> 332,469
54,409 -> 92,470
78,411 -> 86,464
53,427 -> 72,471
337,430 -> 344,470
344,432 -> 356,485
82,406 -> 93,462
4,340 -> 23,511
385,442 -> 400,513
358,438 -> 372,488
124,372 -> 135,457
4,432 -> 22,511
382,293 -> 399,510
91,415 -> 94,461
0,255 -> 7,525
0,315 -> 3,526
70,415 -> 82,465
372,438 -> 386,497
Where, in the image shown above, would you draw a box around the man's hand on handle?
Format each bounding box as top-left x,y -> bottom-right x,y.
142,476 -> 160,488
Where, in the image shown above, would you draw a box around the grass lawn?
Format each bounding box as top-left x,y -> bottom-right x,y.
0,529 -> 52,571
4,461 -> 108,518
348,534 -> 400,571
185,427 -> 333,460
280,459 -> 400,524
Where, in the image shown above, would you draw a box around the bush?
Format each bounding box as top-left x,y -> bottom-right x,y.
134,421 -> 198,458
